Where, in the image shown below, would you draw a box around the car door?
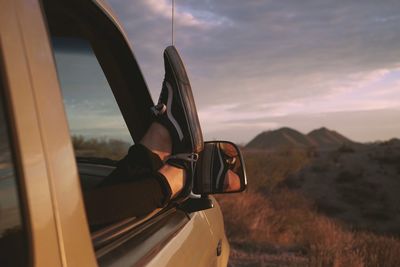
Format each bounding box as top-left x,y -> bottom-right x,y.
38,0 -> 220,266
0,0 -> 70,266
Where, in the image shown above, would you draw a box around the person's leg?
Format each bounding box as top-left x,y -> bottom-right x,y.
88,122 -> 186,226
99,46 -> 203,205
150,46 -> 205,200
140,122 -> 171,161
101,122 -> 185,198
140,122 -> 185,198
158,166 -> 184,198
86,46 -> 204,226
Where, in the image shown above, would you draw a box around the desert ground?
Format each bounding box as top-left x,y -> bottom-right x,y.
220,128 -> 400,267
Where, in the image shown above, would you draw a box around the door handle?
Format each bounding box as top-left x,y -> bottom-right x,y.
216,239 -> 222,256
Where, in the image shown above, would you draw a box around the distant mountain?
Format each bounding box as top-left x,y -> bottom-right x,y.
307,127 -> 356,149
386,138 -> 400,147
246,127 -> 359,150
246,127 -> 314,150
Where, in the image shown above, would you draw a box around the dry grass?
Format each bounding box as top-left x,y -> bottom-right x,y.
353,233 -> 400,267
220,148 -> 400,267
243,148 -> 311,192
220,190 -> 400,266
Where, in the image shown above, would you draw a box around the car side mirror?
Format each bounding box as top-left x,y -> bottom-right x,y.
193,141 -> 247,195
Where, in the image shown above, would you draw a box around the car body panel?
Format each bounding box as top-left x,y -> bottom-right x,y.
5,0 -> 97,266
16,0 -> 99,266
0,0 -> 62,266
203,197 -> 230,266
145,210 -> 217,267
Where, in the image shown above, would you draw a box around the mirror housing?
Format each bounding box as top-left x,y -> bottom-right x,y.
193,141 -> 247,195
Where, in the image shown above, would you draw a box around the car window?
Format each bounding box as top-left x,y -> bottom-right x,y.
0,80 -> 28,266
53,37 -> 132,161
42,2 -> 192,265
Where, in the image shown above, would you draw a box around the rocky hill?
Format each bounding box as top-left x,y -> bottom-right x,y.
246,127 -> 314,150
308,127 -> 358,149
246,127 -> 358,150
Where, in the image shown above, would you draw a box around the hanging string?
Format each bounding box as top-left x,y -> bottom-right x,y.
172,0 -> 175,45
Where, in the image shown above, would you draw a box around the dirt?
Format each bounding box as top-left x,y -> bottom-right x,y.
229,247 -> 308,267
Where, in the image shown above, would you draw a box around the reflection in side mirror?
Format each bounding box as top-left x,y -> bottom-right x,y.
193,141 -> 247,195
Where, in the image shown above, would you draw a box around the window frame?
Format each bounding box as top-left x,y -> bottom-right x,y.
43,0 -> 154,142
0,47 -> 30,267
41,0 -> 190,263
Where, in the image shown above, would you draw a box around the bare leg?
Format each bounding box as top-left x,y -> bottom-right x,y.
159,166 -> 184,198
140,122 -> 172,161
140,122 -> 185,197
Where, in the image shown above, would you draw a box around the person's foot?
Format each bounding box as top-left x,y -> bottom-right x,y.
151,45 -> 204,200
151,46 -> 204,156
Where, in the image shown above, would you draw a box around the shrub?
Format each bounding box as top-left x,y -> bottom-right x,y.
361,210 -> 392,222
335,170 -> 362,184
311,162 -> 330,173
72,135 -> 130,160
316,201 -> 344,216
337,144 -> 355,153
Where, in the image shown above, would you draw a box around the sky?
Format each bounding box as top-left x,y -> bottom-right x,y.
105,0 -> 400,143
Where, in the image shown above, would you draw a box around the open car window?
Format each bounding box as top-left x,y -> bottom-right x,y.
40,2 -> 195,265
42,0 -> 150,223
41,3 -> 190,263
52,36 -> 132,161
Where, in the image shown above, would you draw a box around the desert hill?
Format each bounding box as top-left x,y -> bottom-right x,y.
246,127 -> 314,150
222,129 -> 400,266
308,127 -> 358,149
246,126 -> 358,150
227,137 -> 400,266
386,138 -> 400,147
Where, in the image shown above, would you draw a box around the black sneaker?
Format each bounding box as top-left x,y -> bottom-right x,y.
152,46 -> 204,200
152,45 -> 204,158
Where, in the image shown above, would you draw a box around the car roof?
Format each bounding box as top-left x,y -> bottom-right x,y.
92,0 -> 130,41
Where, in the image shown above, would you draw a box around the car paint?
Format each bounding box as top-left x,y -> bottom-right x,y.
140,199 -> 229,267
0,0 -> 230,266
0,0 -> 64,266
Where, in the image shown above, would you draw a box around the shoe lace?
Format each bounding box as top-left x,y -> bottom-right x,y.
151,81 -> 170,116
151,103 -> 167,116
167,153 -> 199,162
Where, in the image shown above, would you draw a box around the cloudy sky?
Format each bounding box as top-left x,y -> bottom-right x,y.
106,0 -> 400,143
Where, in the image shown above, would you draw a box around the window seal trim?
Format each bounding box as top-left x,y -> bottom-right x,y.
0,43 -> 31,267
91,208 -> 165,250
93,207 -> 189,262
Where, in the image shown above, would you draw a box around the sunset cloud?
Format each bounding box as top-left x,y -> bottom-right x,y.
144,0 -> 202,27
108,0 -> 400,142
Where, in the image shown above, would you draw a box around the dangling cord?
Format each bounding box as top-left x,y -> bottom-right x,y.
172,0 -> 175,45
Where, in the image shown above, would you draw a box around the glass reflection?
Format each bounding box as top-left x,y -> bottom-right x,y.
218,143 -> 243,192
0,91 -> 27,265
52,37 -> 132,160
